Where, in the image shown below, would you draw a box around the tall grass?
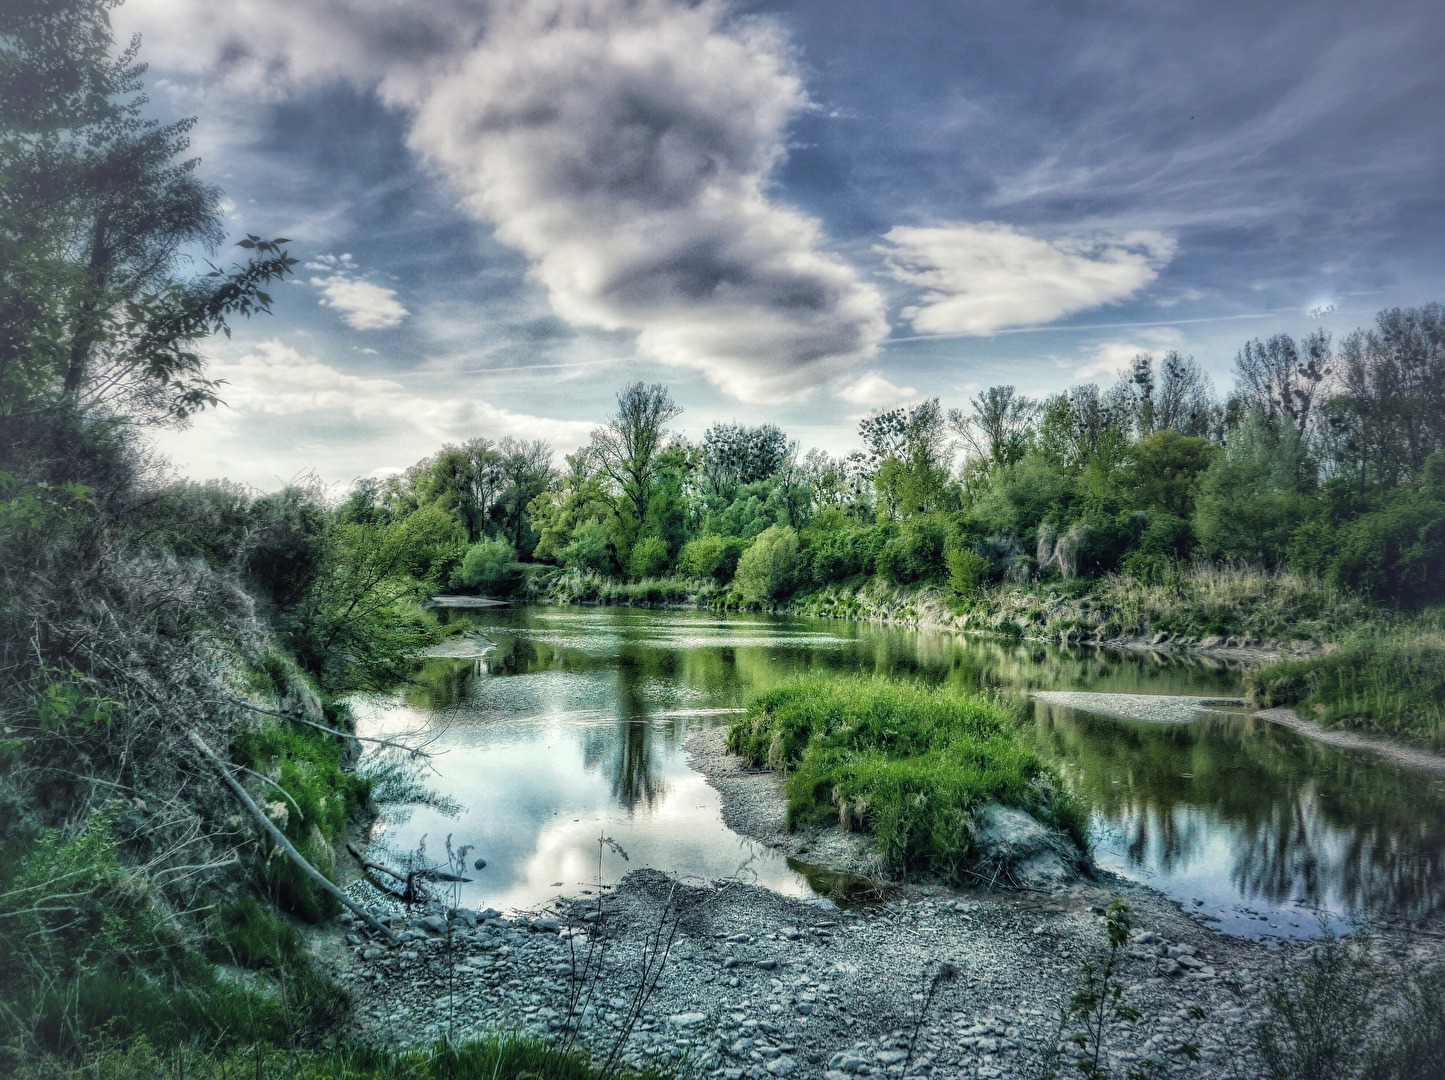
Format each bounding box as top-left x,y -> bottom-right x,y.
728,675 -> 1087,877
1247,616 -> 1445,750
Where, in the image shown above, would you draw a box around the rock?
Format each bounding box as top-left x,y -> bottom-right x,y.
532,918 -> 561,934
670,1012 -> 708,1028
417,915 -> 447,934
971,804 -> 1084,888
766,1055 -> 798,1076
876,1049 -> 908,1065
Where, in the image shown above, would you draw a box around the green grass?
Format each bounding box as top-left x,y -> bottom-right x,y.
727,675 -> 1087,877
1246,615 -> 1445,750
10,1033 -> 668,1080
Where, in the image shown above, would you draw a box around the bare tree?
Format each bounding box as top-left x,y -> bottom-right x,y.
948,385 -> 1039,466
1233,330 -> 1330,436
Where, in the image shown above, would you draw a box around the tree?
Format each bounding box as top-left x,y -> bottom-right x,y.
734,525 -> 799,603
866,398 -> 953,519
587,382 -> 682,556
1233,330 -> 1330,438
1122,351 -> 1215,437
1118,430 -> 1215,519
1193,412 -> 1312,564
0,0 -> 294,424
496,437 -> 553,554
699,422 -> 789,501
1037,383 -> 1133,473
948,386 -> 1038,467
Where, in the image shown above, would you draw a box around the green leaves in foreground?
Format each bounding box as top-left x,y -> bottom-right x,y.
728,675 -> 1087,876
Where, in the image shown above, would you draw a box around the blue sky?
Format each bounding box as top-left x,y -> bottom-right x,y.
114,0 -> 1445,488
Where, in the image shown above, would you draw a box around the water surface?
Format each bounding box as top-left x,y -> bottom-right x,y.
354,606 -> 1445,939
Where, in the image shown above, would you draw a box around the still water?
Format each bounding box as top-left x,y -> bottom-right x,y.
353,606 -> 1445,939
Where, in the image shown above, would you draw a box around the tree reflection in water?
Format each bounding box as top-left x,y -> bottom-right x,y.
1031,701 -> 1445,921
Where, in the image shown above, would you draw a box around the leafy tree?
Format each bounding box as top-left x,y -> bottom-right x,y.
734,525 -> 799,603
945,540 -> 989,597
587,382 -> 682,559
558,517 -> 615,575
1194,412 -> 1312,564
0,0 -> 295,423
869,398 -> 954,519
679,534 -> 746,582
1037,383 -> 1133,473
627,536 -> 669,580
1118,430 -> 1215,518
496,437 -> 553,554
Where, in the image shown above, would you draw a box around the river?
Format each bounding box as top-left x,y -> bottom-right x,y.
352,605 -> 1445,940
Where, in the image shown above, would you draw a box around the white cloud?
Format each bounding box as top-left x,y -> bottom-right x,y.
305,253 -> 408,330
881,222 -> 1177,336
835,371 -> 917,406
1069,327 -> 1185,381
117,0 -> 887,403
401,0 -> 886,403
152,340 -> 595,488
312,276 -> 409,330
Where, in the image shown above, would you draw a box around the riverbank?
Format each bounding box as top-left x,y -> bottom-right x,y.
322,723 -> 1298,1080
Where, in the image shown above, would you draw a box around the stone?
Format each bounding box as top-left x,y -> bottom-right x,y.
765,1055 -> 798,1077
418,915 -> 447,934
670,1012 -> 708,1028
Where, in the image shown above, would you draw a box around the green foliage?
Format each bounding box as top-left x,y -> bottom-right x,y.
1289,488 -> 1445,606
1246,933 -> 1445,1080
678,533 -> 745,582
727,676 -> 1085,876
1118,430 -> 1214,518
972,453 -> 1073,537
628,535 -> 670,580
733,524 -> 800,603
876,515 -> 949,585
453,535 -> 516,592
1193,412 -> 1311,564
1245,620 -> 1445,749
946,541 -> 989,598
558,517 -> 615,575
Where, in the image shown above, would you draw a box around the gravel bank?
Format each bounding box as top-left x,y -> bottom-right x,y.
1030,692 -> 1247,725
313,723 -> 1321,1080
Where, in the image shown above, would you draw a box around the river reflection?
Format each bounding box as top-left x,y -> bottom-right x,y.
353,606 -> 1445,939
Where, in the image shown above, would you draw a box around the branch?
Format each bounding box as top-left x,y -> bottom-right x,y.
233,700 -> 431,756
187,730 -> 396,942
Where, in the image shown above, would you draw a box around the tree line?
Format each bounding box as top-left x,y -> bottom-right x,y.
335,310 -> 1443,611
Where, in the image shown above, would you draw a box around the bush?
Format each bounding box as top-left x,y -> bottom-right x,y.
945,540 -> 989,597
627,535 -> 670,580
452,535 -> 515,592
876,515 -> 948,585
734,524 -> 799,603
678,533 -> 745,582
559,518 -> 613,575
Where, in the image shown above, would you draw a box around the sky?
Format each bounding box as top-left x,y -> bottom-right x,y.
110,0 -> 1445,490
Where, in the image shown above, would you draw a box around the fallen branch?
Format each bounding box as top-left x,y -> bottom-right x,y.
346,843 -> 472,905
187,730 -> 397,942
232,700 -> 430,756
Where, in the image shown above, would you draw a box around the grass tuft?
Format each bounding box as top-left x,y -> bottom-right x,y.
728,675 -> 1087,877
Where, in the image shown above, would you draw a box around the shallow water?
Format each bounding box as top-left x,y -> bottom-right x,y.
353,605 -> 1445,939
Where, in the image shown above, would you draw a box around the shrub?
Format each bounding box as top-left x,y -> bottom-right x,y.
558,518 -> 613,575
876,516 -> 948,585
452,535 -> 515,592
626,535 -> 670,580
734,524 -> 799,603
678,533 -> 745,582
945,540 -> 989,597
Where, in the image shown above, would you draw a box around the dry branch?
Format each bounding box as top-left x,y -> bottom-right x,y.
187,730 -> 396,942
